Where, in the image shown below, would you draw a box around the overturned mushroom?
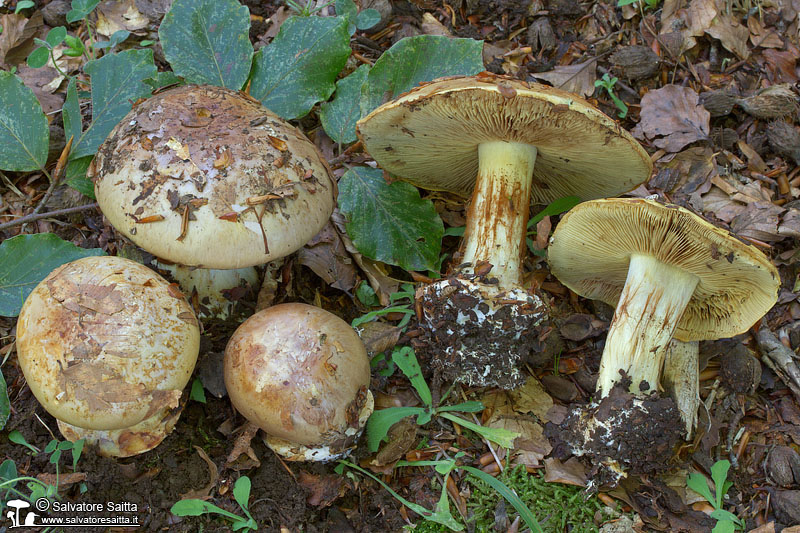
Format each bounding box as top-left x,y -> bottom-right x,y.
224,303 -> 373,461
92,85 -> 336,317
357,74 -> 651,388
16,256 -> 200,457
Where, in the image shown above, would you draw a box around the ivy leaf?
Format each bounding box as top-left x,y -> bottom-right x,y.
249,15 -> 350,119
71,49 -> 156,160
320,64 -> 370,144
0,71 -> 49,172
360,35 -> 484,116
159,0 -> 253,90
0,234 -> 105,317
338,167 -> 443,272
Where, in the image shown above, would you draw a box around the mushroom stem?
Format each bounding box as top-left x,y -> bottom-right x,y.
597,253 -> 699,396
662,339 -> 699,438
461,141 -> 538,289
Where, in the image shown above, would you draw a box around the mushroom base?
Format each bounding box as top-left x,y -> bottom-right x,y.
263,390 -> 374,462
416,278 -> 549,389
544,382 -> 683,488
58,403 -> 184,458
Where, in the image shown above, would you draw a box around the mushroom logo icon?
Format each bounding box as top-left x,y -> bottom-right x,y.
6,499 -> 38,528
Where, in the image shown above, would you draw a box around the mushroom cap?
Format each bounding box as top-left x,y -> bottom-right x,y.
356,74 -> 652,203
92,85 -> 336,269
224,303 -> 371,449
16,255 -> 200,431
547,198 -> 780,341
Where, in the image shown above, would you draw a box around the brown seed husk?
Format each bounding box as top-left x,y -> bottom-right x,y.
736,84 -> 799,119
767,121 -> 800,165
610,45 -> 660,80
700,90 -> 736,117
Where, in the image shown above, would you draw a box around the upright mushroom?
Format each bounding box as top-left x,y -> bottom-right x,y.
91,85 -> 336,316
548,198 -> 779,428
224,303 -> 373,461
357,74 -> 652,387
16,256 -> 200,456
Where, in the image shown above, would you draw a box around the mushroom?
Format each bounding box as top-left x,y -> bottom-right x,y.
356,74 -> 652,388
548,198 -> 779,421
15,256 -> 200,457
224,303 -> 373,461
91,84 -> 336,317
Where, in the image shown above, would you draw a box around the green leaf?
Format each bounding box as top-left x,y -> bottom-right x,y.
64,35 -> 84,53
0,234 -> 105,317
159,0 -> 253,90
0,459 -> 17,482
711,459 -> 731,507
360,35 -> 484,117
436,401 -> 484,413
461,465 -> 544,533
71,49 -> 156,159
66,0 -> 101,23
366,406 -> 425,452
15,0 -> 34,13
26,46 -> 50,68
335,0 -> 357,22
439,412 -> 519,448
190,378 -> 207,403
0,71 -> 49,171
45,26 -> 67,48
71,439 -> 84,470
249,15 -> 351,119
528,196 -> 581,229
392,347 -> 432,407
356,9 -> 380,29
338,166 -> 444,272
711,519 -> 736,533
170,499 -> 243,521
320,64 -> 370,144
0,368 -> 9,431
143,71 -> 183,91
62,77 -> 81,148
687,472 -> 716,506
232,476 -> 251,511
8,430 -> 39,454
65,157 -> 95,198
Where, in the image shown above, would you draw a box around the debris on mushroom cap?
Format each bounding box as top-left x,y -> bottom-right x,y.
548,198 -> 780,341
356,73 -> 652,204
224,303 -> 373,461
415,278 -> 549,389
15,255 -> 200,454
92,84 -> 336,269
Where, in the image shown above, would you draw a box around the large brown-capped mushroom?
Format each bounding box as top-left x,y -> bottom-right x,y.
224,303 -> 373,462
16,256 -> 200,457
357,74 -> 652,388
91,85 -> 336,317
548,198 -> 779,399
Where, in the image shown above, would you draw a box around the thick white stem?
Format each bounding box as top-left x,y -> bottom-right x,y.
596,253 -> 699,396
462,141 -> 537,289
662,339 -> 699,438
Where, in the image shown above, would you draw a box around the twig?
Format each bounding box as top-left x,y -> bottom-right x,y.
459,387 -> 505,473
756,323 -> 800,402
0,203 -> 99,232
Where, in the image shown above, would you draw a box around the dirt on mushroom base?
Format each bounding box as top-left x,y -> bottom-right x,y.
545,380 -> 684,488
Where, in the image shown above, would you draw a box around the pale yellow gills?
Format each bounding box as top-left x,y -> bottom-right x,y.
92,85 -> 336,269
224,303 -> 373,462
16,255 -> 200,456
548,198 -> 779,396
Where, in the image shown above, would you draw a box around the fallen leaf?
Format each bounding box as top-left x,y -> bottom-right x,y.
486,413 -> 551,464
0,11 -> 43,68
356,321 -> 401,356
298,470 -> 344,508
531,59 -> 597,97
633,85 -> 710,152
226,421 -> 261,470
420,12 -> 451,36
16,65 -> 65,115
96,0 -> 150,37
297,221 -> 357,292
762,48 -> 799,83
706,13 -> 750,59
180,446 -> 219,500
508,377 -> 553,421
559,313 -> 607,341
373,417 -> 417,466
37,472 -> 87,489
748,17 -> 784,48
543,457 -> 587,486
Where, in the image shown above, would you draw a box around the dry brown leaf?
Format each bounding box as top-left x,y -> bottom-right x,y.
486,413 -> 551,463
15,65 -> 65,115
543,457 -> 587,486
633,85 -> 710,152
96,0 -> 149,37
559,313 -> 607,341
531,59 -> 597,97
37,472 -> 87,489
297,471 -> 344,508
762,48 -> 799,83
508,377 -> 553,421
706,13 -> 750,59
297,221 -> 357,292
420,12 -> 451,36
226,421 -> 261,470
356,321 -> 401,356
0,11 -> 43,68
748,17 -> 784,48
180,446 -> 219,500
373,417 -> 417,466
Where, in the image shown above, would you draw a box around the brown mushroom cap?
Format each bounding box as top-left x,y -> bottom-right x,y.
356,75 -> 652,203
16,255 -> 200,432
547,198 -> 780,340
93,85 -> 336,269
224,303 -> 372,453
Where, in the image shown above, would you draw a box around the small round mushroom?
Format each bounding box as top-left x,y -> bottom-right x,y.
357,74 -> 652,388
224,303 -> 373,461
548,198 -> 780,399
16,256 -> 200,457
91,85 -> 337,317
